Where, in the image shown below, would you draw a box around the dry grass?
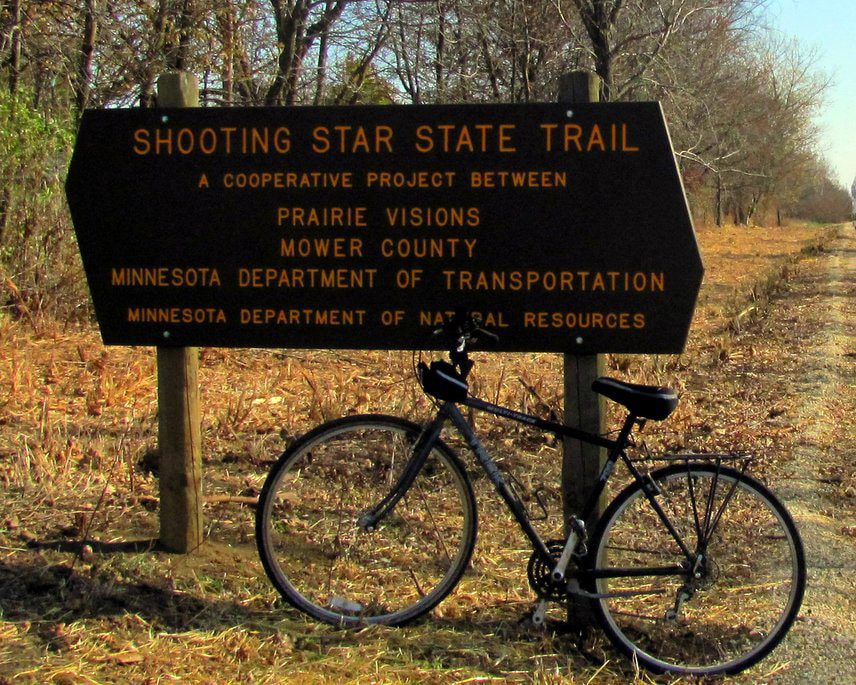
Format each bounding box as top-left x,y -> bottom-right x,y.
0,221 -> 843,684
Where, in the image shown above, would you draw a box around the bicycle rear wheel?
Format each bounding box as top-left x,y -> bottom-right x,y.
256,414 -> 477,626
588,463 -> 805,676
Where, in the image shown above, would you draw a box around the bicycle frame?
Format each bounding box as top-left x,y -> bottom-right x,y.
359,393 -> 703,582
456,397 -> 626,567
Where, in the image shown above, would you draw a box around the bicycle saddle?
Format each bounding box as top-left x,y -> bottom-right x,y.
592,377 -> 678,421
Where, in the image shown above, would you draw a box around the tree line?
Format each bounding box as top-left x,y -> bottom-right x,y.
0,0 -> 851,317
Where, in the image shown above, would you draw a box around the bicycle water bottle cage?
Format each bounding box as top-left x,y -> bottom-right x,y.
418,361 -> 469,402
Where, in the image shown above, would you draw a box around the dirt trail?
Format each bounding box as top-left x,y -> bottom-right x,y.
762,228 -> 856,684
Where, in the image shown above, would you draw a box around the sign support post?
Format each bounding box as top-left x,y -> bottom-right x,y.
155,71 -> 203,554
559,71 -> 606,626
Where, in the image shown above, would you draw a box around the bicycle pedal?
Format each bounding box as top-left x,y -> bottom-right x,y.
518,600 -> 549,630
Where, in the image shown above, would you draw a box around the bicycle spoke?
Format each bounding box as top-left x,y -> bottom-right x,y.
322,469 -> 352,599
408,568 -> 426,599
685,463 -> 703,545
411,478 -> 453,565
701,460 -> 721,546
396,485 -> 449,598
701,473 -> 741,548
603,543 -> 676,557
607,609 -> 668,623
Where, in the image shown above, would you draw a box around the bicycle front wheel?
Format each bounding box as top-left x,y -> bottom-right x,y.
256,414 -> 477,626
589,464 -> 805,676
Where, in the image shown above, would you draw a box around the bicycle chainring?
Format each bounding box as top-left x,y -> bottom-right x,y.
527,540 -> 569,602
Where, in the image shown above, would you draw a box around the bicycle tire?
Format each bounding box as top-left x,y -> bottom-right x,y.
256,414 -> 477,626
587,463 -> 805,676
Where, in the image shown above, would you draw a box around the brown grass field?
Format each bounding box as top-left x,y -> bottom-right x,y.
1,222 -> 853,683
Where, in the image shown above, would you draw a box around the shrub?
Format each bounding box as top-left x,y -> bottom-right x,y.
0,89 -> 86,322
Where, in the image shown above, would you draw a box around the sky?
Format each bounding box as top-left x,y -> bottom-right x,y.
764,0 -> 856,191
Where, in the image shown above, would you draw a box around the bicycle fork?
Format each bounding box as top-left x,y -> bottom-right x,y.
356,407 -> 449,532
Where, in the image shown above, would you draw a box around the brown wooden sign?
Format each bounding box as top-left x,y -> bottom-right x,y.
65,102 -> 703,353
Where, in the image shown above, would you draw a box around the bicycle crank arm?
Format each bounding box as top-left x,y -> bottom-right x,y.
550,531 -> 579,582
551,515 -> 591,582
531,599 -> 548,627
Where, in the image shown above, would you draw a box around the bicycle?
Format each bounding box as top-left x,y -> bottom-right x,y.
255,312 -> 805,677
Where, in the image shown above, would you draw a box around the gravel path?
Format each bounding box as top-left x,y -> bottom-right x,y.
763,228 -> 856,684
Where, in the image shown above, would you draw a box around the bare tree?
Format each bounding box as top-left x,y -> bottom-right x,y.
264,0 -> 347,105
75,0 -> 98,115
5,0 -> 22,94
558,0 -> 621,99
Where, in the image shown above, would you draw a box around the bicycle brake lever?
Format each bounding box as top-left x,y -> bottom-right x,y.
474,327 -> 500,344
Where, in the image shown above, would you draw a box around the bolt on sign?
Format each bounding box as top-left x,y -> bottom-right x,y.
65,102 -> 703,353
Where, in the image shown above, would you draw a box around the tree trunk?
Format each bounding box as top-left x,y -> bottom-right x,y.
169,0 -> 194,71
266,0 -> 347,106
141,0 -> 169,107
8,0 -> 21,94
218,4 -> 235,104
266,0 -> 305,105
715,174 -> 723,227
313,15 -> 329,104
572,0 -> 619,102
75,0 -> 98,117
434,1 -> 446,101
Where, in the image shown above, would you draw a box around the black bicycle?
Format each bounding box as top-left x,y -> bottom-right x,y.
256,313 -> 805,677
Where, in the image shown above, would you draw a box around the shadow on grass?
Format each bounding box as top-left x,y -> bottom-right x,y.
3,529 -> 628,678
0,546 -> 633,682
29,537 -> 159,555
0,543 -> 264,636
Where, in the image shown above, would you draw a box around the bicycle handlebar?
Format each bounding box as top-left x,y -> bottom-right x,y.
417,311 -> 498,397
431,310 -> 499,355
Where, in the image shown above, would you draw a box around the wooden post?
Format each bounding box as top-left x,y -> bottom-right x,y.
559,71 -> 606,627
156,71 -> 203,553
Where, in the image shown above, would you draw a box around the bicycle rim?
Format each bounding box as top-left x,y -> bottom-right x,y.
589,464 -> 805,676
256,415 -> 477,626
